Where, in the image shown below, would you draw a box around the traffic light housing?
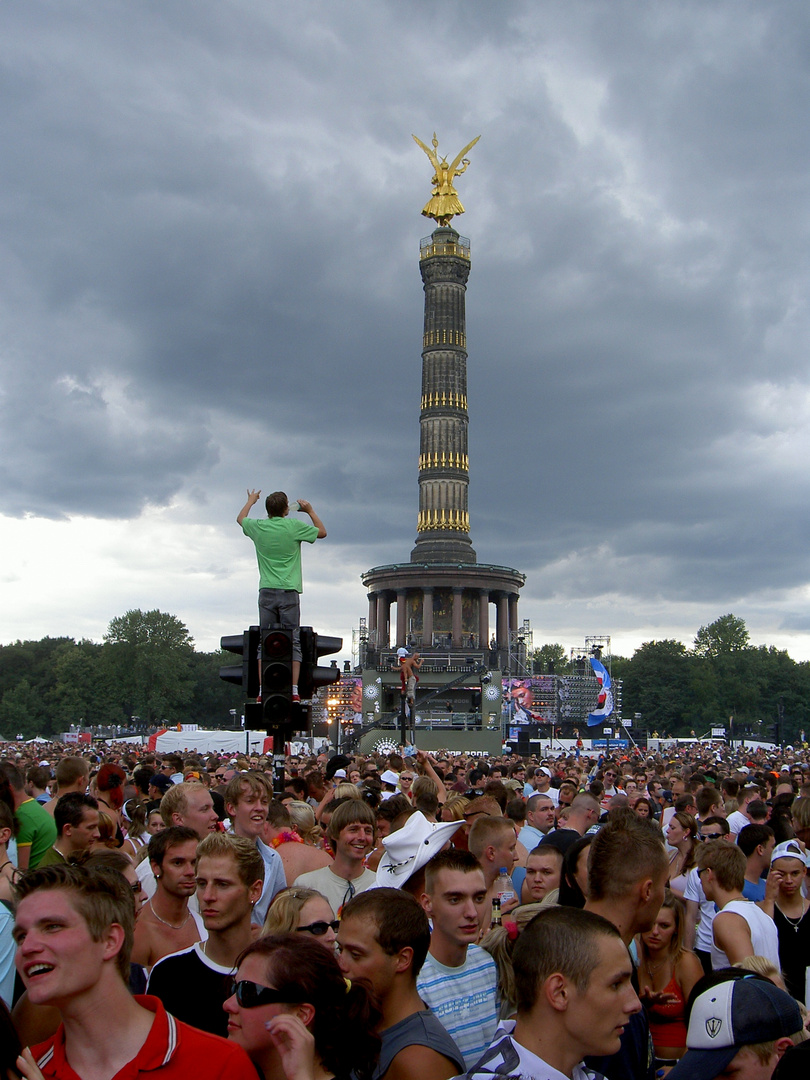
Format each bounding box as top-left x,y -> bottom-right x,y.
262,628 -> 295,727
298,628 -> 342,701
220,627 -> 260,699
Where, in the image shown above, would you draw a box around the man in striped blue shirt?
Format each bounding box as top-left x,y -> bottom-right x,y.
417,850 -> 499,1069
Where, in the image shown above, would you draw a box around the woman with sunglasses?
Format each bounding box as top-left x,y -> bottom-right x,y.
262,887 -> 338,950
224,933 -> 380,1080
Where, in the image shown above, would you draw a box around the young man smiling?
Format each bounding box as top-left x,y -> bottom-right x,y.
14,862 -> 251,1080
224,772 -> 286,925
293,798 -> 377,914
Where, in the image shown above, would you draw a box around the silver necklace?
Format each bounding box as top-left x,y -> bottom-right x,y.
645,956 -> 669,975
148,899 -> 191,930
778,903 -> 807,931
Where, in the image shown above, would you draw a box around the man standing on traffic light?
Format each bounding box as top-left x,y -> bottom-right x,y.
237,489 -> 327,702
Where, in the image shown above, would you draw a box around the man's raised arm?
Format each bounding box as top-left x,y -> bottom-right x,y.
237,489 -> 261,525
297,499 -> 327,538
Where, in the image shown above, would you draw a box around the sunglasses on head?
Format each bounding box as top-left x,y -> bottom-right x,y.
230,979 -> 302,1009
297,920 -> 339,937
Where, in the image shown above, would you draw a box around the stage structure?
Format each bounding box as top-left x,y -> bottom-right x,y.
355,134 -> 525,752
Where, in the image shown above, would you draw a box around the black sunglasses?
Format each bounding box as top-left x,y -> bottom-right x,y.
229,979 -> 302,1009
698,832 -> 723,841
297,920 -> 339,937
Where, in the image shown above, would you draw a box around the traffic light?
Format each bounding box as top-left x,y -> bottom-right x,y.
262,628 -> 295,727
298,628 -> 342,701
219,627 -> 260,699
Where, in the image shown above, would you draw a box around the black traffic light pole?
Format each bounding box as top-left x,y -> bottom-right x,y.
221,624 -> 342,799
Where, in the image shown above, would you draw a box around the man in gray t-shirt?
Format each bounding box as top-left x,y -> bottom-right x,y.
338,888 -> 465,1080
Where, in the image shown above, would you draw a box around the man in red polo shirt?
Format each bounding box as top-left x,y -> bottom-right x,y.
13,863 -> 250,1080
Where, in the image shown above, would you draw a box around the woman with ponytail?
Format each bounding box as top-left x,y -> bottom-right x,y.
92,763 -> 126,846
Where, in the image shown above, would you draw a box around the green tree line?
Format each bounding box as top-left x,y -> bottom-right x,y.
539,615 -> 810,742
0,609 -> 244,739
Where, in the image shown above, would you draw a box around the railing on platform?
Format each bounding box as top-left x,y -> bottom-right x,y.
420,234 -> 471,260
377,649 -> 488,672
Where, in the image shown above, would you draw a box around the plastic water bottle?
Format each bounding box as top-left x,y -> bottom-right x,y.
495,867 -> 516,908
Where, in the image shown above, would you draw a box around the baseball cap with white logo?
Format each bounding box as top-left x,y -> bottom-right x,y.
667,974 -> 802,1080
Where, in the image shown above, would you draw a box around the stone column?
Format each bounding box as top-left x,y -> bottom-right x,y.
367,593 -> 377,635
452,588 -> 463,647
497,593 -> 509,648
478,589 -> 489,649
422,588 -> 434,649
508,594 -> 519,640
396,589 -> 407,647
376,593 -> 390,650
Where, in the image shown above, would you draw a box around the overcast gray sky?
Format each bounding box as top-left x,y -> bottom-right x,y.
3,0 -> 810,663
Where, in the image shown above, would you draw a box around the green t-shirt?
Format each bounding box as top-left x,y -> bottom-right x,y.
36,845 -> 67,868
241,516 -> 319,592
16,798 -> 58,869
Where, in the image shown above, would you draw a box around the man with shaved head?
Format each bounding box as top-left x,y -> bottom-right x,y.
540,794 -> 600,855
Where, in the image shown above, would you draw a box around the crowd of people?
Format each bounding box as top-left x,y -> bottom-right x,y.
0,737 -> 809,1080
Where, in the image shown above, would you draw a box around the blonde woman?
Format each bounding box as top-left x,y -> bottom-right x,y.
261,887 -> 338,950
440,795 -> 469,822
285,800 -> 323,847
637,890 -> 703,1063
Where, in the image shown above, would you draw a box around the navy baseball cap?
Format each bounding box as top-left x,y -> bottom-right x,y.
668,975 -> 802,1080
149,773 -> 174,794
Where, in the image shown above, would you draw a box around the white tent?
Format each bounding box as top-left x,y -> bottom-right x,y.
149,729 -> 273,755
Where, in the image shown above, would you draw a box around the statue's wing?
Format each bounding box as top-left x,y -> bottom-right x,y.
449,135 -> 481,173
412,133 -> 440,170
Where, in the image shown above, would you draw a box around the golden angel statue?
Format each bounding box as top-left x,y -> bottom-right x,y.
412,132 -> 481,226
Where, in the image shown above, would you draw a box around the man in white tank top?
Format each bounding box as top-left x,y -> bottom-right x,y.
697,841 -> 779,970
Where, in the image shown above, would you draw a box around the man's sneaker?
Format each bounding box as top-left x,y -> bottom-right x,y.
292,692 -> 301,703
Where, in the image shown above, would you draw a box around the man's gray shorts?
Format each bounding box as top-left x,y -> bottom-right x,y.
258,589 -> 301,663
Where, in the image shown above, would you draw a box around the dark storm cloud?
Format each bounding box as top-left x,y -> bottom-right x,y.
2,0 -> 810,649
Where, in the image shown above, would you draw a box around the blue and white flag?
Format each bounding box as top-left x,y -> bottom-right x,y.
587,656 -> 614,726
